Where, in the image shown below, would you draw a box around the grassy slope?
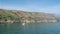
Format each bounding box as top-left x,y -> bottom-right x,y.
0,9 -> 19,21
0,9 -> 60,23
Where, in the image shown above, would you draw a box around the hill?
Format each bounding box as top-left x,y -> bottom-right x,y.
0,9 -> 60,23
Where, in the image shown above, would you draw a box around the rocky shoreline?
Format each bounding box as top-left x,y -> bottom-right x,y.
0,19 -> 58,24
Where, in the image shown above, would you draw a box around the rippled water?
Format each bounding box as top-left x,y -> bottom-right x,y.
0,22 -> 60,34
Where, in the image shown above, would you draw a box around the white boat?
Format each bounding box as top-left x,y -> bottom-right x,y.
22,23 -> 25,26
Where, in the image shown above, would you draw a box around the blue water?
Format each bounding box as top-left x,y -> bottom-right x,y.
0,23 -> 60,34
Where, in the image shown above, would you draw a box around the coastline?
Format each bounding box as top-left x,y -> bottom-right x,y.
0,20 -> 58,24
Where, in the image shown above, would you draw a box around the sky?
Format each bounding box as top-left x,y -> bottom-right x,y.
0,0 -> 60,14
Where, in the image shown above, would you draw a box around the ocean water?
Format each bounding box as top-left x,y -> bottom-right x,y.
0,23 -> 60,34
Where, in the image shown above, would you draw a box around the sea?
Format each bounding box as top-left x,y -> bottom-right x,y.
0,22 -> 60,34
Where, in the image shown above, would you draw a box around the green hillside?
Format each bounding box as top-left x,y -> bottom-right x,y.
0,9 -> 60,23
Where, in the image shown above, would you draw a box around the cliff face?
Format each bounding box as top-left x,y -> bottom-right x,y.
0,9 -> 60,23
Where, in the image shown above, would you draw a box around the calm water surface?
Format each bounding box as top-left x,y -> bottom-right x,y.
0,23 -> 60,34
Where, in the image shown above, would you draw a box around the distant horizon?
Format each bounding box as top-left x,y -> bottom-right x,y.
0,0 -> 60,14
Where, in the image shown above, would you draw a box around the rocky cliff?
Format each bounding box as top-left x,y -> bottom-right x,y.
0,9 -> 60,23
